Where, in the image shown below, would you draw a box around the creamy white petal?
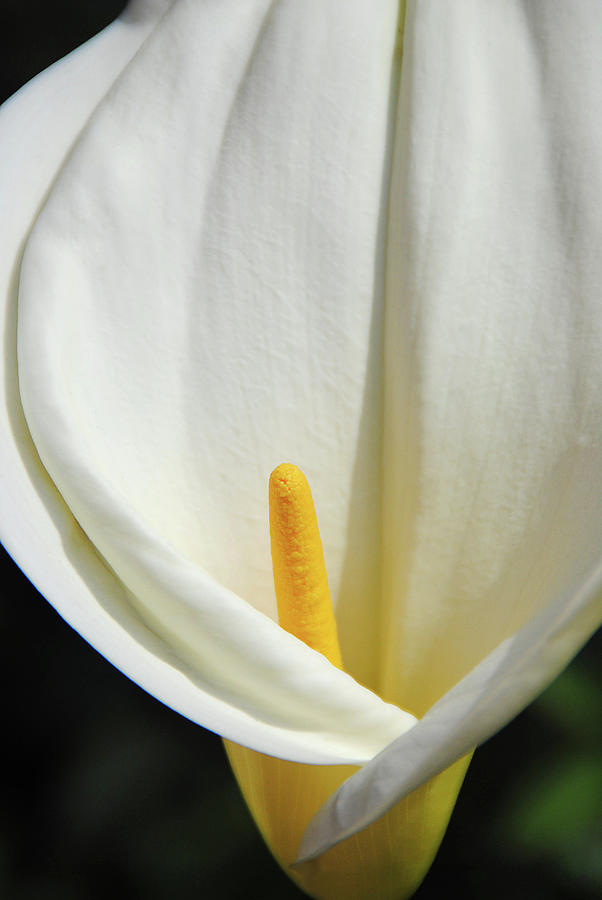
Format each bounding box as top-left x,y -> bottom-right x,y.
1,4 -> 177,719
14,0 -> 415,763
299,0 -> 602,856
381,0 -> 602,711
7,0 -> 601,864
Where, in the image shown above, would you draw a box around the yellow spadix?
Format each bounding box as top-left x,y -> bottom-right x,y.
224,464 -> 470,900
268,463 -> 343,669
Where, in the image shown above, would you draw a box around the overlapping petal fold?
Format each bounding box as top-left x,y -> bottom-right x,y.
1,1 -> 179,713
12,0 -> 415,764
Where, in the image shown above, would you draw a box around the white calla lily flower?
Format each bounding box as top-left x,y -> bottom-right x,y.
1,1 -> 601,897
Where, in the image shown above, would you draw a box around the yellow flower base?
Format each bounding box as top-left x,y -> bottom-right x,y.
225,741 -> 471,900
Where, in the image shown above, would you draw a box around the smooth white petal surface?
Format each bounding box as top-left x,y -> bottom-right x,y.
13,0 -> 415,763
1,2 -> 179,722
382,0 -> 602,714
4,0 -> 602,864
300,0 -> 602,855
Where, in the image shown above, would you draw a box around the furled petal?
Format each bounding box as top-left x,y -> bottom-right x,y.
0,0 -> 180,724
8,0 -> 415,764
301,0 -> 602,856
2,0 -> 601,873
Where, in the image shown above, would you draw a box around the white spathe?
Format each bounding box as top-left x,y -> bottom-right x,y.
1,0 -> 601,862
4,0 -> 414,765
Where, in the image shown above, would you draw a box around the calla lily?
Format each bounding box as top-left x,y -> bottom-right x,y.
1,1 -> 601,897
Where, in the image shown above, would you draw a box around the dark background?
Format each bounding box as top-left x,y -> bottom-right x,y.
1,3 -> 601,898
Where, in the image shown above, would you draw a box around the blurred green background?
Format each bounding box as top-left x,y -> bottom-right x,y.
1,3 -> 601,898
